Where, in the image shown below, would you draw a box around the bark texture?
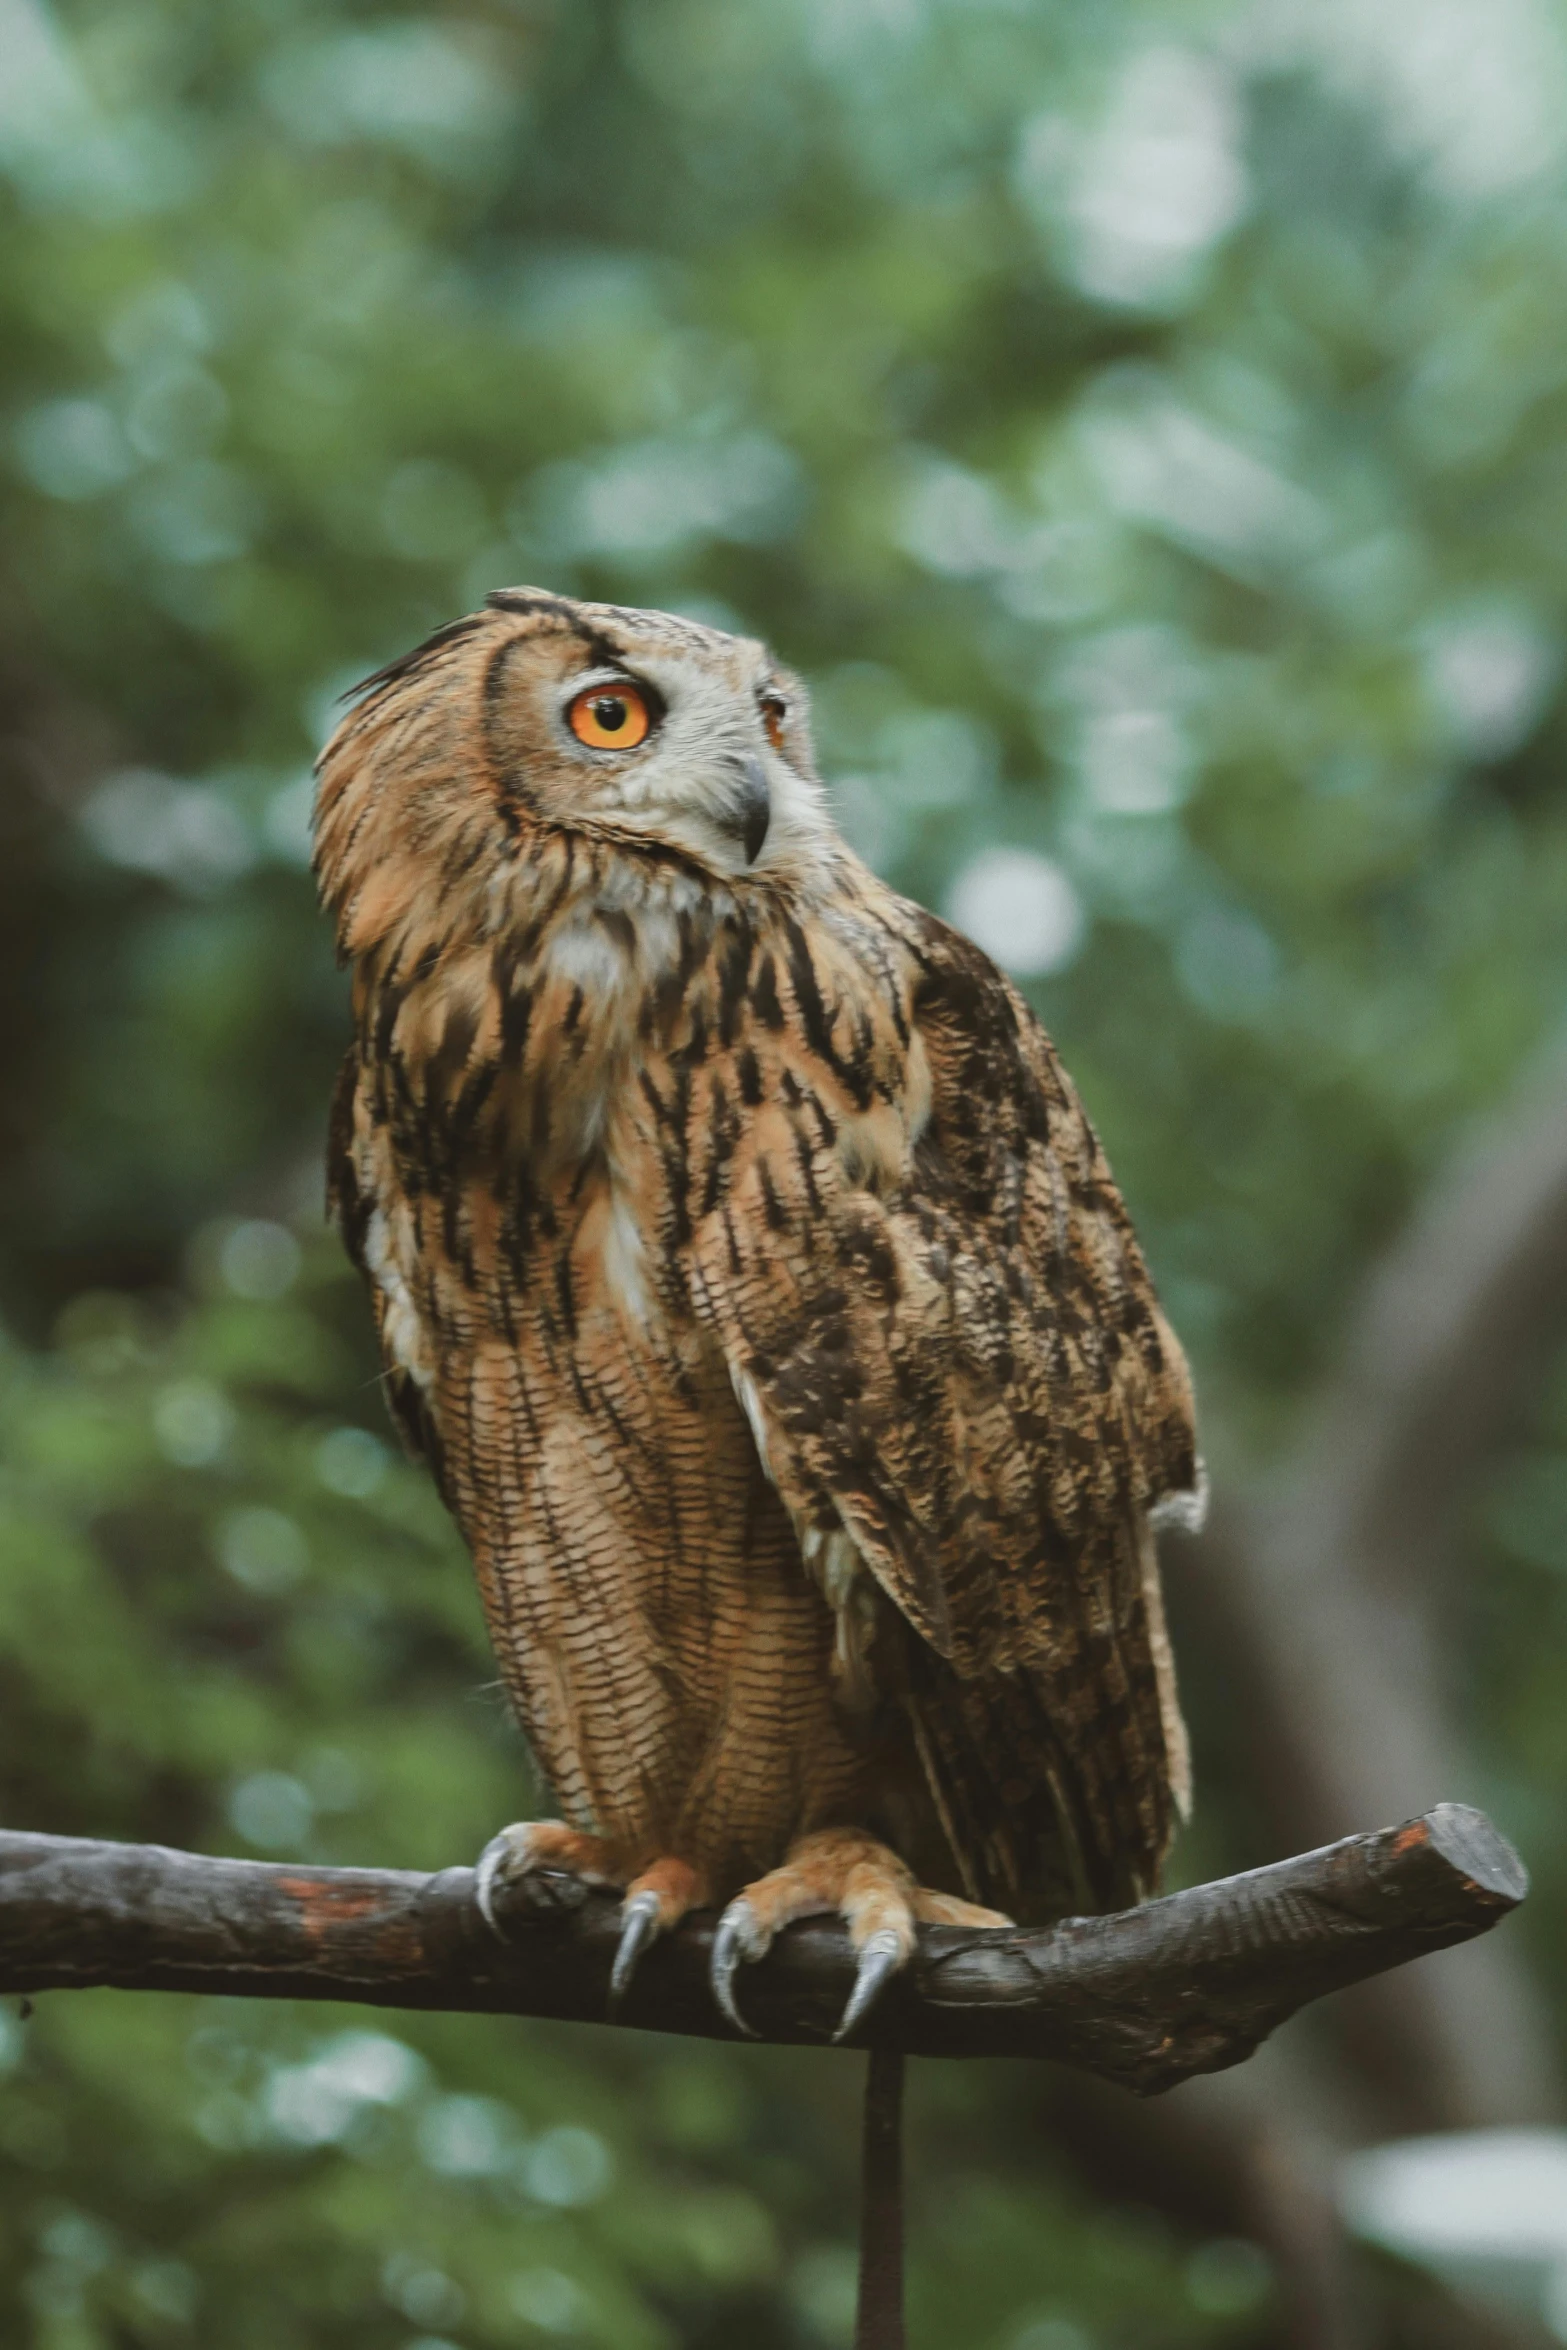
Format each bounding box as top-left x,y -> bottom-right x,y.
0,1804 -> 1525,2096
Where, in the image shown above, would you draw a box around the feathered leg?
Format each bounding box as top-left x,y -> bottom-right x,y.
709,1826 -> 1010,2040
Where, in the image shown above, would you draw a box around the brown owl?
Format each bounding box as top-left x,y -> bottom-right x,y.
314,589 -> 1200,2039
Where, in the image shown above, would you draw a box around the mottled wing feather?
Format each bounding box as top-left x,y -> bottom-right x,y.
690,909 -> 1198,1918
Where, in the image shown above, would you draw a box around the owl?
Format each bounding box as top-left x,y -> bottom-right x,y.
314,589 -> 1200,2038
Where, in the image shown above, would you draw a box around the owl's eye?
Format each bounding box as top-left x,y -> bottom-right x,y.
568,682 -> 653,750
760,692 -> 788,752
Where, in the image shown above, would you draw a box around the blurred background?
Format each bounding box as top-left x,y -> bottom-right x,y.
3,0 -> 1567,2343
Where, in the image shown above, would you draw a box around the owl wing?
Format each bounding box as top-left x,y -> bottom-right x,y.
686,906 -> 1200,1920
325,1050 -> 451,1495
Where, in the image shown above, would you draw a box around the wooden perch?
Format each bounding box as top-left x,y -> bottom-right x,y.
0,1803 -> 1526,2095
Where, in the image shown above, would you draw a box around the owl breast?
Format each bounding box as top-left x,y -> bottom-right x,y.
348,855 -> 876,1883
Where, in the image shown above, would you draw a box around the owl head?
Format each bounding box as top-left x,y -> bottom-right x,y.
314,588 -> 833,960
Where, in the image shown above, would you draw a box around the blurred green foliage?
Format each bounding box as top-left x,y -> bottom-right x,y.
3,0 -> 1567,2341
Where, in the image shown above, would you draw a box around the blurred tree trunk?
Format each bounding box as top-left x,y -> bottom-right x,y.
1190,1050 -> 1567,2131
1039,1052 -> 1567,2345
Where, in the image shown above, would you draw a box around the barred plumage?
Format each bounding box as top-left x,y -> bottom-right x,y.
315,589 -> 1200,2021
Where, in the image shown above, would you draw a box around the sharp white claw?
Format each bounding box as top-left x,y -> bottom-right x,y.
833,1928 -> 904,2044
609,1891 -> 662,2010
473,1825 -> 534,1941
709,1899 -> 765,2038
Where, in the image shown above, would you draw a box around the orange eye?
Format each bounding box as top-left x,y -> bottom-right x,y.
568,681 -> 652,750
761,693 -> 788,752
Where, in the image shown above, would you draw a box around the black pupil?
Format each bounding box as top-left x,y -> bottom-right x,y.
592,694 -> 628,732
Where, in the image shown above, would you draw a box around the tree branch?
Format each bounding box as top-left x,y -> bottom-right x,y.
0,1805 -> 1525,2097
1183,1496 -> 1559,2130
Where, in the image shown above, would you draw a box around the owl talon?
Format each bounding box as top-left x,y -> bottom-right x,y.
832,1927 -> 904,2043
709,1899 -> 765,2037
472,1820 -> 620,1941
608,1890 -> 662,2010
474,1830 -> 523,1940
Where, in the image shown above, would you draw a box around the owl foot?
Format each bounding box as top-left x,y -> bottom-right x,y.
608,1856 -> 707,2010
709,1828 -> 1012,2042
474,1820 -> 622,1934
474,1824 -> 707,2012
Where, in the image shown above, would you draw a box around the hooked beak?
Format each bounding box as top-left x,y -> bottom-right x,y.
728,754 -> 771,866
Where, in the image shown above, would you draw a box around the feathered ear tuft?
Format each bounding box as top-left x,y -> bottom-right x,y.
484,586 -> 583,621
342,612 -> 491,710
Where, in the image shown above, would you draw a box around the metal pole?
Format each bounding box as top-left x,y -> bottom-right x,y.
855,2045 -> 906,2350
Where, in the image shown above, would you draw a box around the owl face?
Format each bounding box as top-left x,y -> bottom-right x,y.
315,590 -> 843,969
476,591 -> 827,880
